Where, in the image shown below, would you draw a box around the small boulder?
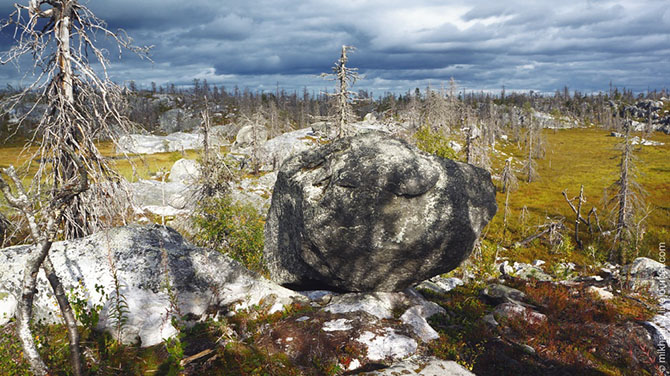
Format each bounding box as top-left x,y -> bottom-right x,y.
493,303 -> 547,326
624,257 -> 670,297
232,124 -> 268,150
587,286 -> 614,300
264,131 -> 497,292
481,284 -> 528,306
169,158 -> 200,184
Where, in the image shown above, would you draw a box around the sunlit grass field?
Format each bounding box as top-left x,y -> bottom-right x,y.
488,127 -> 670,264
0,141 -> 202,185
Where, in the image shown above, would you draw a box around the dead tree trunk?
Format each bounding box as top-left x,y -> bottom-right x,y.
0,150 -> 87,376
500,158 -> 518,235
322,45 -> 359,138
562,185 -> 585,248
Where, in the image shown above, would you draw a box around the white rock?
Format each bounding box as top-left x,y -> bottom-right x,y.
117,132 -> 204,155
400,304 -> 442,342
169,158 -> 200,184
0,225 -> 303,347
301,290 -> 336,301
233,125 -> 268,149
140,205 -> 190,217
417,277 -> 463,294
624,257 -> 670,297
357,328 -> 418,361
229,171 -> 278,213
0,292 -> 18,326
494,303 -> 547,326
364,355 -> 475,375
347,359 -> 362,371
449,140 -> 462,153
587,286 -> 614,300
532,260 -> 546,267
323,289 -> 444,343
129,179 -> 194,218
322,318 -> 353,332
646,299 -> 670,351
324,292 -> 399,319
258,128 -> 314,171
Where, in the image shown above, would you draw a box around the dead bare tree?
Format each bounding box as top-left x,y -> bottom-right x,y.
520,105 -> 543,182
607,119 -> 645,262
0,0 -> 150,238
500,158 -> 518,234
0,148 -> 87,376
196,97 -> 232,200
322,45 -> 360,138
465,123 -> 491,170
562,185 -> 602,249
0,1 -> 148,373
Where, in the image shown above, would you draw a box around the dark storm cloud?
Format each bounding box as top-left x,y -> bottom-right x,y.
0,0 -> 669,94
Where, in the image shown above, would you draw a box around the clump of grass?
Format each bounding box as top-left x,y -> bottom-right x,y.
422,284 -> 492,371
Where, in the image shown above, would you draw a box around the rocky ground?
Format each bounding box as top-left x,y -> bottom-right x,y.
0,112 -> 668,375
0,224 -> 665,375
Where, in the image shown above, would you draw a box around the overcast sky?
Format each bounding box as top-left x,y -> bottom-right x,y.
1,0 -> 669,95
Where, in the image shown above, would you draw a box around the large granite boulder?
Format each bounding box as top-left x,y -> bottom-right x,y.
264,131 -> 497,292
0,225 -> 302,347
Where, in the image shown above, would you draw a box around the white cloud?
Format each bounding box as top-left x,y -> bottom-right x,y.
0,0 -> 668,94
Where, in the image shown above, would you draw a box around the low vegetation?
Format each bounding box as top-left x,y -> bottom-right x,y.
192,196 -> 266,275
420,277 -> 660,376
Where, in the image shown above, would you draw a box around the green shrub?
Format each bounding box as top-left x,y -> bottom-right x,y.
193,196 -> 266,274
414,126 -> 459,160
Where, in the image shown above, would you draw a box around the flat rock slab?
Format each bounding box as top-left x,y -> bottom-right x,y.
0,225 -> 301,347
361,355 -> 475,375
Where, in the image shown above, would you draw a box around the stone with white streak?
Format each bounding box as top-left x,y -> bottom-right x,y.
357,328 -> 417,361
0,225 -> 302,347
362,355 -> 475,375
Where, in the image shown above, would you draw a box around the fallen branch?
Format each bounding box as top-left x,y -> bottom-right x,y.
514,219 -> 565,248
179,348 -> 215,367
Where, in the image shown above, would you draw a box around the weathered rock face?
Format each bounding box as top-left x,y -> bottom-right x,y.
159,108 -> 200,134
232,124 -> 268,150
264,131 -> 497,292
0,225 -> 302,347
